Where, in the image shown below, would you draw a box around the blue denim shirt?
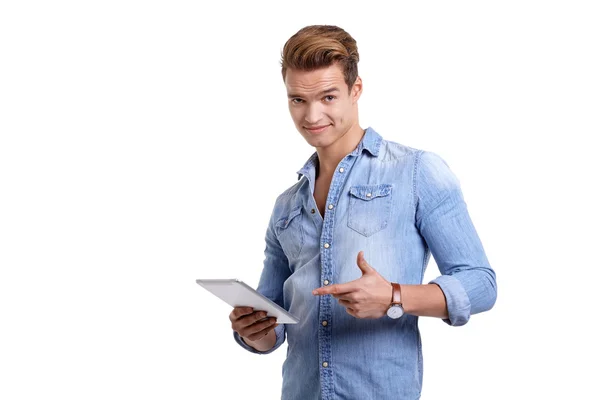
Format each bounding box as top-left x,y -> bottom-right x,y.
233,127 -> 497,400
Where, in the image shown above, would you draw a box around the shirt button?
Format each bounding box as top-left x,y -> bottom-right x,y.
366,193 -> 372,197
311,208 -> 316,214
323,243 -> 330,249
324,280 -> 330,285
322,320 -> 328,326
339,167 -> 345,173
328,204 -> 334,210
322,362 -> 329,367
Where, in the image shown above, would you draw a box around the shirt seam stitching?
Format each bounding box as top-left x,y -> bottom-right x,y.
412,149 -> 423,220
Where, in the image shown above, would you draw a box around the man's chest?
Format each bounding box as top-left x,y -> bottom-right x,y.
313,177 -> 332,218
277,158 -> 424,283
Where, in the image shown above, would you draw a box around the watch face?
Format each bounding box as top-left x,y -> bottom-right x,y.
387,305 -> 404,319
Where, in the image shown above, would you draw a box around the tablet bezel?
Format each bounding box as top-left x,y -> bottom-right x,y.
196,278 -> 299,324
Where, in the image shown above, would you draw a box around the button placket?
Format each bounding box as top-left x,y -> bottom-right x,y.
318,158 -> 357,400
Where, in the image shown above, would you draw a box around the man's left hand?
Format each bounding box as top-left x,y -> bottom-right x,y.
312,251 -> 393,319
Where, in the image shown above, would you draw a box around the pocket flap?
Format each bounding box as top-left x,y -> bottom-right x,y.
275,206 -> 302,229
349,184 -> 392,201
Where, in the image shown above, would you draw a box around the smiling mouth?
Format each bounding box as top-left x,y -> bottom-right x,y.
305,125 -> 330,133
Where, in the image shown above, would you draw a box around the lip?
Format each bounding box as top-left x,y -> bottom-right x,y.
305,125 -> 330,134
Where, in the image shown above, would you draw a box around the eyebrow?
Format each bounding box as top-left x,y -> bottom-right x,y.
287,87 -> 340,99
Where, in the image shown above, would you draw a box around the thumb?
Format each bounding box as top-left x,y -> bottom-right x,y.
356,251 -> 373,275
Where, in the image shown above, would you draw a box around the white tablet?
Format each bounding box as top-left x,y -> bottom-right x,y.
196,278 -> 299,324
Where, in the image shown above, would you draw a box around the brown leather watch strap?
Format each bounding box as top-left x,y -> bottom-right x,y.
391,283 -> 402,305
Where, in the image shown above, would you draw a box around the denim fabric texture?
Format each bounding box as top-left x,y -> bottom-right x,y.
233,126 -> 497,400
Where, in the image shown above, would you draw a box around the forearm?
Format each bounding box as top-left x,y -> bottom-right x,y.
241,330 -> 276,352
400,283 -> 448,319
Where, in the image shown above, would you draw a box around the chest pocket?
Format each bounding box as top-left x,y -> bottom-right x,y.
348,183 -> 393,237
275,206 -> 304,259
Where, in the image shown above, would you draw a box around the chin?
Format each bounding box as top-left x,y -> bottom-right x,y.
307,134 -> 338,149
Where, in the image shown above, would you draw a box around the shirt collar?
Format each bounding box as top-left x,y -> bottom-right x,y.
296,126 -> 383,181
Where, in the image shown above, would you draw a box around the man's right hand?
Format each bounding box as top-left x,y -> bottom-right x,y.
229,307 -> 279,343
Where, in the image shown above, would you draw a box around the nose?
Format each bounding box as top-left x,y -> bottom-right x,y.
304,102 -> 323,125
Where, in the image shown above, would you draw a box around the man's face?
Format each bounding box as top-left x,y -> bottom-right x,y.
285,63 -> 362,149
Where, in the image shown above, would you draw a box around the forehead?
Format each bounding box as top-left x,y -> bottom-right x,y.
285,64 -> 346,96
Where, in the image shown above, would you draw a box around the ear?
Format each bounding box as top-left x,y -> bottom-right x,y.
351,76 -> 363,104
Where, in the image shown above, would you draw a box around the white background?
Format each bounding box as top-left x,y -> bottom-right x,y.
1,1 -> 599,399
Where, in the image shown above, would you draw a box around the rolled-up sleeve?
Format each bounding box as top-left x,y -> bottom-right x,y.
233,198 -> 292,353
415,150 -> 497,326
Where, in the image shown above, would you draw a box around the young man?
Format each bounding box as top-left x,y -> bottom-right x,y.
229,25 -> 497,399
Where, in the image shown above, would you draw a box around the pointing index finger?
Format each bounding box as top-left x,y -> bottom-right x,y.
312,282 -> 355,296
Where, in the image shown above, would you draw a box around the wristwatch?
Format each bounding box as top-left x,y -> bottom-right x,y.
386,282 -> 404,319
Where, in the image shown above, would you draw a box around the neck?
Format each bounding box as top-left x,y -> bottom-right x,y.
316,124 -> 365,177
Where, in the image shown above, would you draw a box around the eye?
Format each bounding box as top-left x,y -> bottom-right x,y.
324,95 -> 336,102
291,98 -> 304,104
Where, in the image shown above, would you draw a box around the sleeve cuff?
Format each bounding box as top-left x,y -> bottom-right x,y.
429,275 -> 472,326
233,324 -> 285,354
